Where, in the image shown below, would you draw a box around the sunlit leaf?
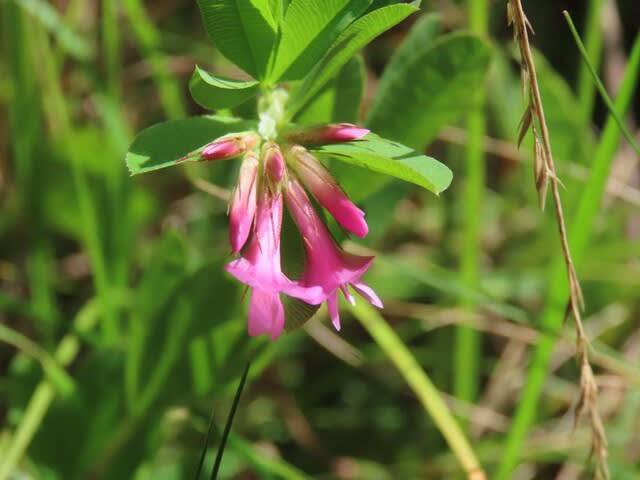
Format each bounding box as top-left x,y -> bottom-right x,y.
366,32 -> 492,150
311,134 -> 453,195
126,116 -> 255,175
189,66 -> 260,110
270,0 -> 371,82
287,4 -> 418,118
196,0 -> 276,79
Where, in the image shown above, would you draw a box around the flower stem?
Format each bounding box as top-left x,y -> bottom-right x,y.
351,301 -> 485,479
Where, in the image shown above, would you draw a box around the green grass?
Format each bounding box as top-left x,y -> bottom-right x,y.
1,2 -> 639,479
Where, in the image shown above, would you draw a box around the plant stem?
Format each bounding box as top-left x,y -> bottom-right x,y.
0,300 -> 102,479
121,0 -> 186,119
495,33 -> 640,480
210,358 -> 252,479
455,0 -> 489,416
351,302 -> 485,480
575,0 -> 605,128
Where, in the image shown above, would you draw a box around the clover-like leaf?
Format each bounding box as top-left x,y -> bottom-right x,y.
189,67 -> 260,110
126,116 -> 256,175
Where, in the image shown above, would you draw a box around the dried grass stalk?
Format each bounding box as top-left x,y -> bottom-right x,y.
506,1 -> 609,478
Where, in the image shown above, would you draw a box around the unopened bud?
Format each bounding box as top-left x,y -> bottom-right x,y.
283,123 -> 369,145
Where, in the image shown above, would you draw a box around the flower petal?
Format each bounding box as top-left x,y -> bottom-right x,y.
248,289 -> 285,340
351,281 -> 383,308
327,291 -> 341,331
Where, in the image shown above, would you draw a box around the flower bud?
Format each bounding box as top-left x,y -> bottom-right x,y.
283,123 -> 369,145
288,146 -> 368,238
201,132 -> 259,161
229,153 -> 259,254
263,142 -> 285,182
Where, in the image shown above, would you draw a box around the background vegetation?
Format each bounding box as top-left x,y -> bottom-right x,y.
1,0 -> 639,479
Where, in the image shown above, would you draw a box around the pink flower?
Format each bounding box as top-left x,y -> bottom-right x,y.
263,142 -> 285,183
284,123 -> 370,144
228,153 -> 259,254
201,132 -> 258,161
288,146 -> 368,238
284,177 -> 382,331
225,189 -> 320,339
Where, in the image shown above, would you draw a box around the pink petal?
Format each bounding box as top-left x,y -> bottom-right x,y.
351,281 -> 383,308
340,285 -> 356,305
289,147 -> 368,238
201,132 -> 258,161
284,123 -> 369,144
264,143 -> 285,182
327,291 -> 341,331
229,153 -> 258,253
248,289 -> 285,340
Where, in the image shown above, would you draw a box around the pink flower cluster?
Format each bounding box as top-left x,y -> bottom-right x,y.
201,124 -> 382,340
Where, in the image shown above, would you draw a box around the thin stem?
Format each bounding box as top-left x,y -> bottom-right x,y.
0,300 -> 102,479
496,30 -> 640,480
210,358 -> 253,480
121,0 -> 186,119
575,0 -> 605,128
565,11 -> 640,157
455,0 -> 489,416
351,301 -> 485,480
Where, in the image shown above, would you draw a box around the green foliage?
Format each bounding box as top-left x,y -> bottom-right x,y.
270,0 -> 371,81
196,0 -> 276,79
189,67 -> 260,109
287,3 -> 419,117
311,134 -> 453,195
367,32 -> 492,150
3,1 -> 640,479
126,116 -> 256,174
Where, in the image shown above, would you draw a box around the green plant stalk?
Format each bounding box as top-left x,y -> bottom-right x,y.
351,301 -> 484,478
99,0 -> 133,301
0,300 -> 101,480
30,22 -> 120,341
565,11 -> 640,157
121,0 -> 186,119
575,0 -> 604,127
210,359 -> 252,480
455,0 -> 489,414
495,33 -> 640,480
0,324 -> 74,394
227,433 -> 312,480
2,1 -> 57,341
102,0 -> 121,102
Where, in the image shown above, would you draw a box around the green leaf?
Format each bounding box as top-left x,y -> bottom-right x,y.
287,4 -> 418,118
196,0 -> 276,79
270,0 -> 371,82
189,66 -> 260,110
126,115 -> 255,175
332,54 -> 366,122
295,54 -> 365,124
311,134 -> 453,195
366,32 -> 492,150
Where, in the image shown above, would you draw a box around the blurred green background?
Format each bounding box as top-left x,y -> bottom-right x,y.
1,1 -> 639,479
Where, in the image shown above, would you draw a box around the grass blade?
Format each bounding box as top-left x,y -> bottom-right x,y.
564,10 -> 640,157
350,301 -> 485,479
455,0 -> 489,420
495,32 -> 640,480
